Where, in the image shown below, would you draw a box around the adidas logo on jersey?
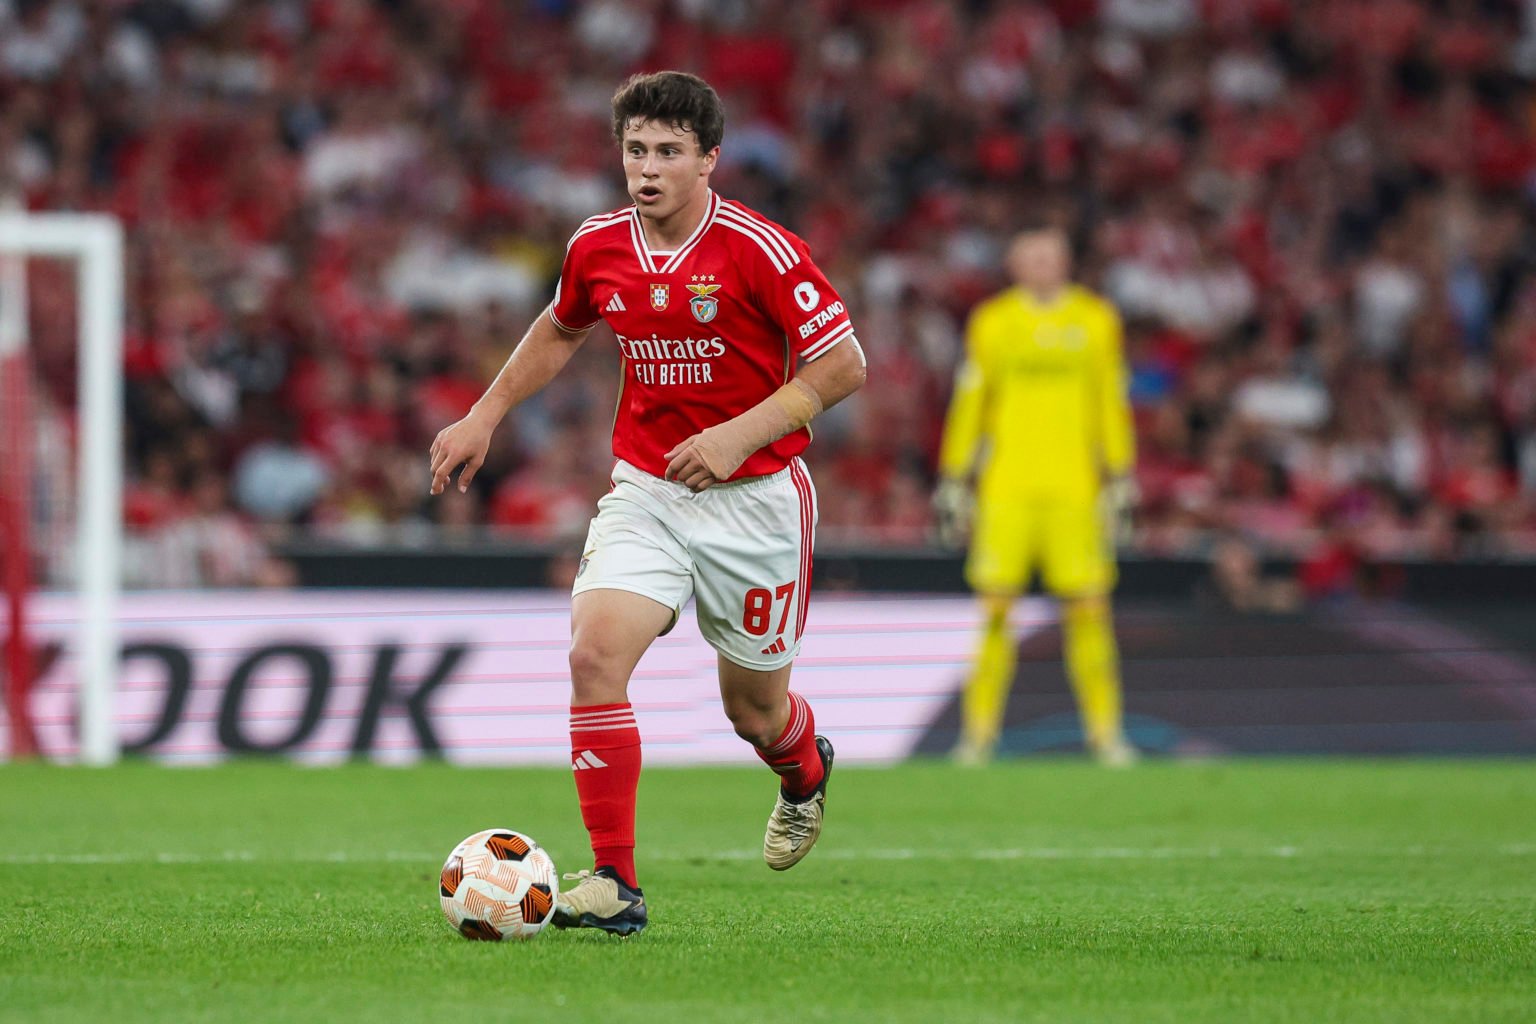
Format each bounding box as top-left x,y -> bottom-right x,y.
760,638 -> 787,656
605,293 -> 626,313
572,750 -> 609,770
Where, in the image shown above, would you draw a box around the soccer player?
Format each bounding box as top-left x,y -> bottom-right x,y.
935,223 -> 1136,767
428,71 -> 866,935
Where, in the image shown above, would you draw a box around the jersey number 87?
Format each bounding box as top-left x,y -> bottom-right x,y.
743,582 -> 796,637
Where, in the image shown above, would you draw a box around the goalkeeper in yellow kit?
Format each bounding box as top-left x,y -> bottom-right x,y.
936,224 -> 1137,766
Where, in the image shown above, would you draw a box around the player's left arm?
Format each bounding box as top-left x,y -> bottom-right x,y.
1094,303 -> 1137,531
1095,302 -> 1136,480
664,336 -> 866,492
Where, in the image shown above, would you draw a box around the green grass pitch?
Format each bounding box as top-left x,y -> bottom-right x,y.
2,759 -> 1533,1023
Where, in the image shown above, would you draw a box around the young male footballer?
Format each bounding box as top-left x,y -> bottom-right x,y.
429,71 -> 867,935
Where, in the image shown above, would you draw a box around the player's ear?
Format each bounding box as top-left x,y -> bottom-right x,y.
700,146 -> 720,176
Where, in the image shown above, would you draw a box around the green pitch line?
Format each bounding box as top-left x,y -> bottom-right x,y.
2,759 -> 1533,1024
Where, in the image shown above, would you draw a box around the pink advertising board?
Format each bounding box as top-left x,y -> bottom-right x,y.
15,591 -> 1052,765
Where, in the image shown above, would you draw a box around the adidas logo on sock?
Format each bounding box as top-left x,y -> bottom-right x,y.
571,749 -> 610,770
605,293 -> 626,313
759,637 -> 787,656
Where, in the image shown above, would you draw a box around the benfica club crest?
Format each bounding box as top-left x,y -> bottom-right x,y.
687,282 -> 721,323
649,283 -> 670,311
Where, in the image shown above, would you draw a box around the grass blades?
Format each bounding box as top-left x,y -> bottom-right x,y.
2,759 -> 1534,1023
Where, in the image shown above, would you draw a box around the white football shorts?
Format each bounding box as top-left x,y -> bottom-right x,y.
573,457 -> 819,670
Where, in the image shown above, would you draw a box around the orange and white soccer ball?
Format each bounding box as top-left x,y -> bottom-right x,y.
439,828 -> 559,941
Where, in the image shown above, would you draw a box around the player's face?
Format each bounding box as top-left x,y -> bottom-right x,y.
621,119 -> 718,221
1008,232 -> 1071,294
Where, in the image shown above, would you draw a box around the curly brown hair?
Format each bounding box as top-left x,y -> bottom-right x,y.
611,71 -> 725,154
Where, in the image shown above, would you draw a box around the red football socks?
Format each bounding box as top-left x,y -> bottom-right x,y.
755,690 -> 824,799
570,702 -> 642,889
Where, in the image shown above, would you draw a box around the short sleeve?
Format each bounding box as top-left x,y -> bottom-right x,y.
548,235 -> 600,332
757,240 -> 856,362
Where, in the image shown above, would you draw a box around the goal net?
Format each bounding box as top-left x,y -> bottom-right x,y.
0,212 -> 124,765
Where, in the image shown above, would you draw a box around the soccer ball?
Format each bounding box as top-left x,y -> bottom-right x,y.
438,828 -> 559,941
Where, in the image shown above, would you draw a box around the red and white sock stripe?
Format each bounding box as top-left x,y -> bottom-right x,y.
571,704 -> 638,733
764,691 -> 811,758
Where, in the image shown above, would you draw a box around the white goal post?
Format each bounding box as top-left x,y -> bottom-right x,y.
0,212 -> 124,765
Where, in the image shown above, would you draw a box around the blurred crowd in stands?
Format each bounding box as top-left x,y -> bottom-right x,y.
8,0 -> 1536,593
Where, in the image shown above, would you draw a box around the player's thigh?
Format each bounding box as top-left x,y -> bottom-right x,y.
569,485 -> 694,700
1039,501 -> 1115,598
570,584 -> 677,651
569,588 -> 677,699
965,497 -> 1035,596
691,463 -> 815,671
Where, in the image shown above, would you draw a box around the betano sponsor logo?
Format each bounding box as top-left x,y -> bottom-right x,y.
797,301 -> 846,339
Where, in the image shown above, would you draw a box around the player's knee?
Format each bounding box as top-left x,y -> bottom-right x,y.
1063,594 -> 1109,625
730,718 -> 778,748
568,638 -> 629,702
981,594 -> 1012,627
722,697 -> 778,747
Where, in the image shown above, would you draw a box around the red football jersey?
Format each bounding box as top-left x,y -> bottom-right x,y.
549,190 -> 857,480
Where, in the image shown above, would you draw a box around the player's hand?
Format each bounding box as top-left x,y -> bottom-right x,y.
664,426 -> 748,492
1102,474 -> 1138,545
428,410 -> 497,496
933,477 -> 973,547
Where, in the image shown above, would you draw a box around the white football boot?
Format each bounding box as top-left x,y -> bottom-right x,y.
763,735 -> 834,870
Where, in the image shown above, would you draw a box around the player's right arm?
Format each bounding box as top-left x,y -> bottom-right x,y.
431,218 -> 608,496
428,310 -> 593,496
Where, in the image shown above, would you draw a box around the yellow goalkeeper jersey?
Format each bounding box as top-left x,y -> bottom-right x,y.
939,284 -> 1134,504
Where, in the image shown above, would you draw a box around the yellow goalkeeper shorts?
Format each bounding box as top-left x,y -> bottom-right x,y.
965,497 -> 1114,598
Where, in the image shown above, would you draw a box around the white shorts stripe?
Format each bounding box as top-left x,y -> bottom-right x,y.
797,465 -> 810,640
789,459 -> 814,639
797,457 -> 811,617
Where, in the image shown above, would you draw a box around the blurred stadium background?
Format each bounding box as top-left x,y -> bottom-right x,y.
4,0 -> 1536,763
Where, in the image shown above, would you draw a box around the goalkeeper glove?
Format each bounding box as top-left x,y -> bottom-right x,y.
1101,474 -> 1138,547
933,478 -> 974,548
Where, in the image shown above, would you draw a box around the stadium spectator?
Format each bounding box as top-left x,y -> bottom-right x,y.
7,0 -> 1536,580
